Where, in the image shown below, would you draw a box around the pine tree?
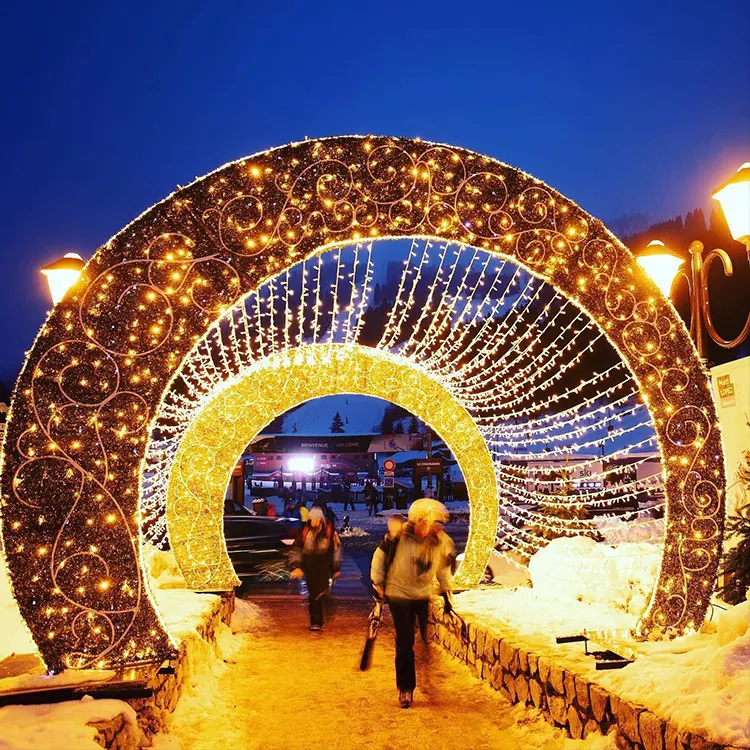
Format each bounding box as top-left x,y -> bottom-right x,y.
408,414 -> 419,434
394,420 -> 405,434
718,503 -> 750,605
264,413 -> 285,434
718,449 -> 750,604
527,465 -> 593,545
330,411 -> 345,433
379,411 -> 394,434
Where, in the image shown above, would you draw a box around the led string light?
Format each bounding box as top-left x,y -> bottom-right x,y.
493,388 -> 641,437
491,401 -> 647,448
146,239 -> 670,584
421,256 -> 510,371
148,242 -> 661,568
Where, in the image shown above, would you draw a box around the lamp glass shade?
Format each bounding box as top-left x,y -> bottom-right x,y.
41,252 -> 85,305
712,162 -> 750,243
635,240 -> 684,297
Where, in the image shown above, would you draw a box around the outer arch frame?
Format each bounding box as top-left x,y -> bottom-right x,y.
0,135 -> 725,671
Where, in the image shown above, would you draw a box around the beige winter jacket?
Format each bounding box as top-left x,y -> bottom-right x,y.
370,525 -> 455,601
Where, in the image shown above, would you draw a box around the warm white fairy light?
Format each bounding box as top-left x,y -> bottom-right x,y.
144,240 -> 662,562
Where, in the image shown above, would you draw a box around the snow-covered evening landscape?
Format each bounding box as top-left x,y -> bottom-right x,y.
0,2 -> 748,748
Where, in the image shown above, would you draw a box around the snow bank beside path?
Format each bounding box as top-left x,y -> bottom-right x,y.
529,536 -> 661,616
454,587 -> 750,748
598,601 -> 750,748
0,543 -> 223,750
0,695 -> 142,750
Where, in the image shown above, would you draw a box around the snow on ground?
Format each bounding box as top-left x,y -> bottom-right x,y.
529,536 -> 661,617
159,596 -> 617,750
0,545 -> 219,750
0,696 -> 143,750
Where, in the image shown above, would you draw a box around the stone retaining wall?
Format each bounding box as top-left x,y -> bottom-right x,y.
92,592 -> 234,749
90,712 -> 138,750
428,603 -> 744,750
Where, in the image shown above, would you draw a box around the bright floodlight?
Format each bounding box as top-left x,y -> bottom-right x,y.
635,240 -> 684,298
712,162 -> 750,245
288,455 -> 315,473
41,252 -> 85,305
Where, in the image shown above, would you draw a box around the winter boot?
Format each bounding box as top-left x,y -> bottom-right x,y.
398,690 -> 413,708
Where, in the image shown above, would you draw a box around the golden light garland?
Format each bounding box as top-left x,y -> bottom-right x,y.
167,344 -> 496,590
0,135 -> 725,672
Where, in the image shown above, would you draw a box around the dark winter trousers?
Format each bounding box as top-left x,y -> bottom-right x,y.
389,599 -> 429,692
305,561 -> 330,628
308,593 -> 324,627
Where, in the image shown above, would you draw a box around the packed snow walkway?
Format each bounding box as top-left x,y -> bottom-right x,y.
164,597 -> 616,750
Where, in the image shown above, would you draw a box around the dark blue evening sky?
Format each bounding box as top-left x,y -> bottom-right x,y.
0,0 -> 748,381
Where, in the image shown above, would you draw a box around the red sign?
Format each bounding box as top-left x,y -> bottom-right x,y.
383,458 -> 396,472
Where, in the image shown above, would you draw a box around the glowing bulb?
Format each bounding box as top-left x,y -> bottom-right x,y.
40,253 -> 85,306
712,162 -> 750,243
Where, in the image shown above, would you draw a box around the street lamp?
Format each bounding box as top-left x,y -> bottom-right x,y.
712,162 -> 750,247
40,252 -> 85,305
635,240 -> 685,297
635,162 -> 750,363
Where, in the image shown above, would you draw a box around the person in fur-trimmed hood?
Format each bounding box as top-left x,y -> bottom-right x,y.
370,499 -> 456,708
290,506 -> 342,631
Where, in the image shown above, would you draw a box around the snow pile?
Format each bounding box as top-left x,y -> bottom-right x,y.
529,536 -> 660,616
0,695 -> 142,750
599,600 -> 750,747
594,515 -> 664,545
454,587 -> 637,650
0,557 -> 36,661
485,551 -> 532,588
339,525 -> 369,537
229,598 -> 263,634
143,544 -> 188,589
153,587 -> 219,641
454,586 -> 750,748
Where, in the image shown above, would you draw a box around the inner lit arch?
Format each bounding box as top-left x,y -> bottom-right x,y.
166,343 -> 497,590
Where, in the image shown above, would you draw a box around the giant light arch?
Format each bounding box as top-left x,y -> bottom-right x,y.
0,136 -> 724,672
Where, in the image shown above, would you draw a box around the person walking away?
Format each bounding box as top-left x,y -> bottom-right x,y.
342,483 -> 356,512
370,498 -> 455,708
364,481 -> 375,516
290,507 -> 342,631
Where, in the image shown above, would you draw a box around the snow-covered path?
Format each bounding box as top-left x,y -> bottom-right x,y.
164,598 -> 616,750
